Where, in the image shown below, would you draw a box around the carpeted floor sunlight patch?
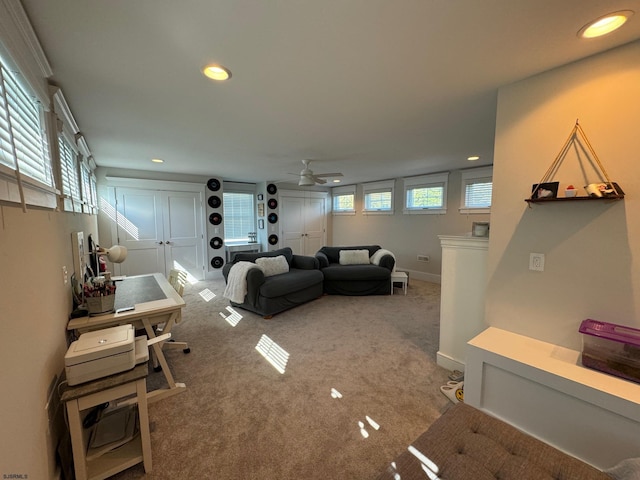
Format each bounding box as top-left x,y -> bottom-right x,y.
255,334 -> 290,374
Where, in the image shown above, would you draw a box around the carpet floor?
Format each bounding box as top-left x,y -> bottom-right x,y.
109,277 -> 452,479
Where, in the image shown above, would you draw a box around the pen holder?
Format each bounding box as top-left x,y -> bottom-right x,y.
86,294 -> 116,315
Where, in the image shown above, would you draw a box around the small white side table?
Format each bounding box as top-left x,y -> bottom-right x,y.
391,271 -> 408,295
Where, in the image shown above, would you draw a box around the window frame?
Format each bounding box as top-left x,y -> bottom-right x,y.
459,166 -> 493,214
331,184 -> 356,215
403,172 -> 449,215
362,179 -> 394,215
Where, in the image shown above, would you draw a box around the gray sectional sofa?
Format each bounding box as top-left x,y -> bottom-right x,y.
222,247 -> 324,318
315,245 -> 395,295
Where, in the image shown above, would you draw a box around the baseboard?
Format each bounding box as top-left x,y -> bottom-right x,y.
397,268 -> 441,284
436,351 -> 465,372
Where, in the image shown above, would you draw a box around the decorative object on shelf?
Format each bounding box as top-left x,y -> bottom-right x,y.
211,256 -> 224,268
268,198 -> 278,209
210,237 -> 223,249
258,219 -> 264,229
207,195 -> 221,208
257,194 -> 264,201
565,185 -> 577,197
268,234 -> 279,245
531,182 -> 559,199
257,203 -> 265,217
472,222 -> 490,237
267,183 -> 277,195
248,232 -> 257,243
207,178 -> 221,191
209,212 -> 222,225
526,120 -> 624,204
268,213 -> 278,224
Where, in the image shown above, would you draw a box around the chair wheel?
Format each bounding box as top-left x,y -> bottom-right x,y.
183,348 -> 191,354
153,365 -> 162,372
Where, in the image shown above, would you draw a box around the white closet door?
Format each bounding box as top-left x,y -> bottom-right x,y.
281,196 -> 306,255
304,197 -> 325,255
163,190 -> 204,280
113,187 -> 205,280
115,188 -> 165,275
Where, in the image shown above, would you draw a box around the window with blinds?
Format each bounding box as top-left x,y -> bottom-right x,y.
460,166 -> 493,214
58,133 -> 81,210
332,185 -> 356,215
363,180 -> 394,214
223,191 -> 255,242
0,61 -> 52,187
403,172 -> 449,214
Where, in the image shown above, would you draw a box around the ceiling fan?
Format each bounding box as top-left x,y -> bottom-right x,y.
292,159 -> 344,186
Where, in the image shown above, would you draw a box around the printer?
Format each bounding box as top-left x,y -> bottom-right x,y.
65,324 -> 148,386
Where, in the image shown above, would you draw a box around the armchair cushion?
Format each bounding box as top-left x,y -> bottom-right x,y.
255,255 -> 289,277
339,249 -> 370,265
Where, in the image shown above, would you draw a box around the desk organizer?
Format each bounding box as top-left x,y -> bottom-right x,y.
579,319 -> 640,383
86,294 -> 116,315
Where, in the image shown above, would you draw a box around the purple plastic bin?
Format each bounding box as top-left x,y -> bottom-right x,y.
579,319 -> 640,383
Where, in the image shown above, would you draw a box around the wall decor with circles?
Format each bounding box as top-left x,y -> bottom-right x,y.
266,183 -> 279,250
206,177 -> 225,270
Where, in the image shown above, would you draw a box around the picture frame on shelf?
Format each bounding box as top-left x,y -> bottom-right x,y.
257,203 -> 265,217
258,219 -> 264,229
531,182 -> 559,199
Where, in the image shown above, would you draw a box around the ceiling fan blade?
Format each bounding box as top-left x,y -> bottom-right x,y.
313,177 -> 327,184
314,172 -> 343,178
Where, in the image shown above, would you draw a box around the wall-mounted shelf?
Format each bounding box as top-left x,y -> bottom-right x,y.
525,195 -> 624,204
527,120 -> 626,205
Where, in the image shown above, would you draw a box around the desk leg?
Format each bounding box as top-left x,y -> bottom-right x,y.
66,399 -> 88,480
136,378 -> 152,472
142,318 -> 186,403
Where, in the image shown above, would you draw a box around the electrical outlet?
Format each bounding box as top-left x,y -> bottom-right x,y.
529,253 -> 545,271
62,265 -> 68,285
417,255 -> 430,262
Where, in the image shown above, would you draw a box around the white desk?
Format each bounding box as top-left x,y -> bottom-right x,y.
67,273 -> 186,403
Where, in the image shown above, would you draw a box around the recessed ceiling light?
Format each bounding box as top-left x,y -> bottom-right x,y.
151,158 -> 164,163
579,11 -> 633,38
332,179 -> 341,183
467,156 -> 480,161
202,64 -> 232,81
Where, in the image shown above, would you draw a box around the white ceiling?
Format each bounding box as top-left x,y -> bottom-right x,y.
20,0 -> 640,186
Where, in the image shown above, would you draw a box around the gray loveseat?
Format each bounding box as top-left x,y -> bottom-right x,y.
222,247 -> 324,318
315,245 -> 395,295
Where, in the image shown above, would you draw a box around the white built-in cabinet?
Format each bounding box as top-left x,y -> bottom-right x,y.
279,190 -> 328,256
104,179 -> 206,280
437,234 -> 489,372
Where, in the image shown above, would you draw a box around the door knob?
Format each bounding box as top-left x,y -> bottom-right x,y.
165,241 -> 172,245
157,241 -> 164,245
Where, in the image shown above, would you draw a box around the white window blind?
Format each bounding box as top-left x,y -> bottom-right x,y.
223,191 -> 255,242
58,133 -> 81,203
465,178 -> 492,208
0,62 -> 52,186
460,166 -> 492,214
80,160 -> 91,205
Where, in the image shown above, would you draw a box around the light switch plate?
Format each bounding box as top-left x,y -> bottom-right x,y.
529,253 -> 545,271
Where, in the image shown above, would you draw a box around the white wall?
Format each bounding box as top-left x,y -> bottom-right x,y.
0,205 -> 97,479
331,170 -> 490,281
486,40 -> 640,350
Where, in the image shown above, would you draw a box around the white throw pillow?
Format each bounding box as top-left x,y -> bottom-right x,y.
339,249 -> 370,265
255,255 -> 290,277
